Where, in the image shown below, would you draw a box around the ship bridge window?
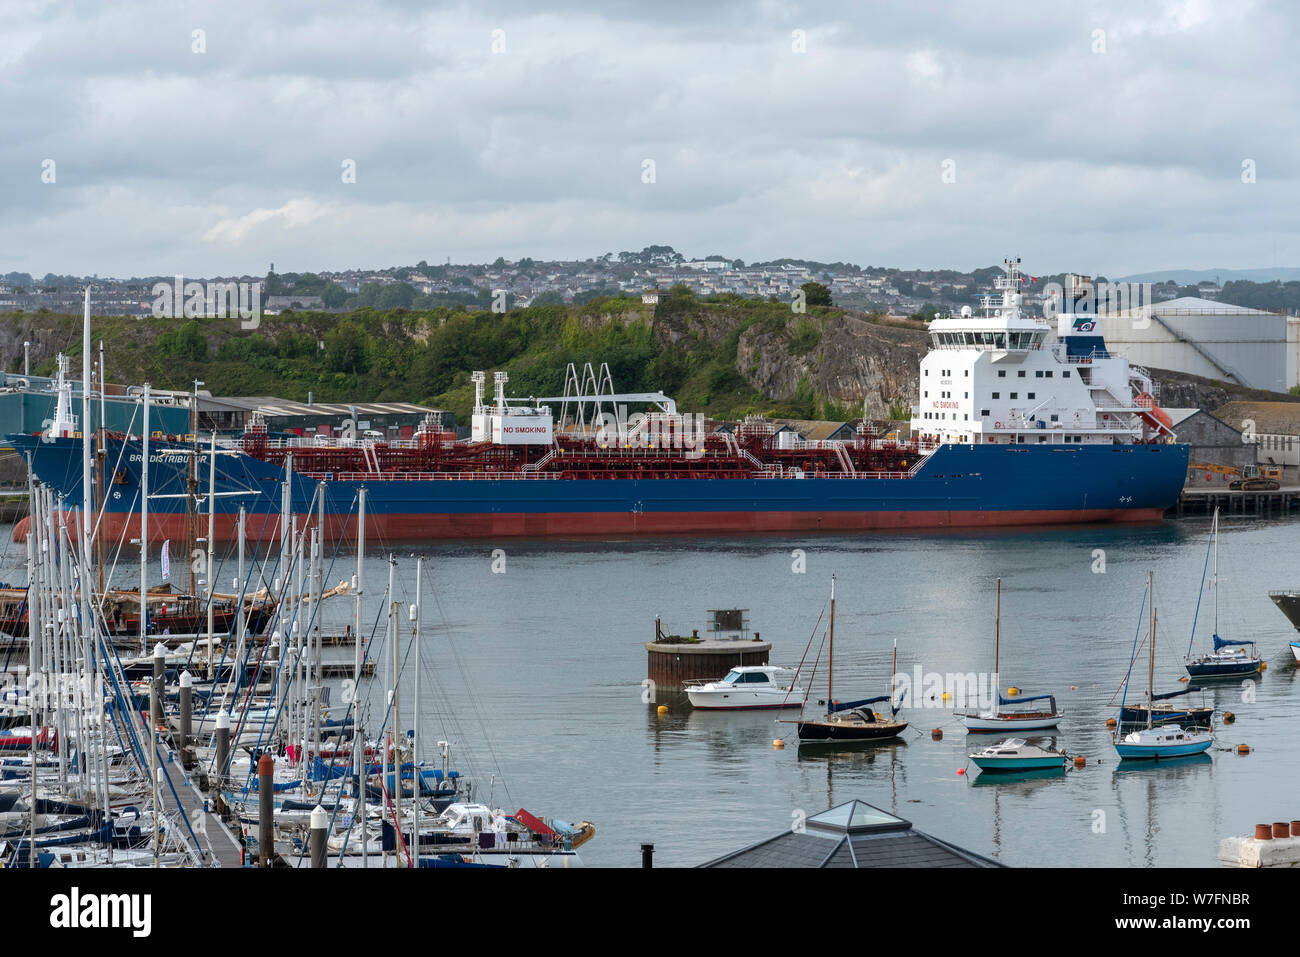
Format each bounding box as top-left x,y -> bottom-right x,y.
997,370 -> 1006,377
980,409 -> 990,416
1018,370 -> 1026,377
1028,393 -> 1035,400
992,392 -> 1000,399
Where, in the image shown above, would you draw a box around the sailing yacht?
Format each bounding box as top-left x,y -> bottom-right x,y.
1116,572 -> 1214,761
791,577 -> 908,743
1184,509 -> 1261,679
959,579 -> 1062,732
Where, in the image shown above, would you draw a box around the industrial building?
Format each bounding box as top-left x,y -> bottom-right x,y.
196,395 -> 451,439
1095,296 -> 1300,393
1212,400 -> 1300,476
1167,408 -> 1254,487
0,370 -> 190,451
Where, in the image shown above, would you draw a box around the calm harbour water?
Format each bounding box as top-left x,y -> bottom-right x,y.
3,515 -> 1298,867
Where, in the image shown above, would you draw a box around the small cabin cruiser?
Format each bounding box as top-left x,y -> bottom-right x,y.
968,738 -> 1067,772
684,666 -> 802,710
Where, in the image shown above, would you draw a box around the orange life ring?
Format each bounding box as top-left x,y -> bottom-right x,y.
995,421 -> 1003,429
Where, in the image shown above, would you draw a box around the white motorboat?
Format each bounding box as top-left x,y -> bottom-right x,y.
969,738 -> 1067,772
684,665 -> 802,710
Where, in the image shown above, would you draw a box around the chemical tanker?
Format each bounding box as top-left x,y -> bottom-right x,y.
9,261 -> 1189,545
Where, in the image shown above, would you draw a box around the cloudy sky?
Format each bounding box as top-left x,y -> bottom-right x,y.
1,0 -> 1295,278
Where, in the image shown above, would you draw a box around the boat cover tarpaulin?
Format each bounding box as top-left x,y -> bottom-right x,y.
828,694 -> 890,714
513,808 -> 556,838
1151,686 -> 1203,700
1212,634 -> 1253,650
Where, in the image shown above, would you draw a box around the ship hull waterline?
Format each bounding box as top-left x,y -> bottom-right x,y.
9,436 -> 1190,545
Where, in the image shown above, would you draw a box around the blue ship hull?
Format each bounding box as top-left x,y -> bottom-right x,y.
7,435 -> 1190,543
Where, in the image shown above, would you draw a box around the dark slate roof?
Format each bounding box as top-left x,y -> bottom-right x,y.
700,799 -> 1002,868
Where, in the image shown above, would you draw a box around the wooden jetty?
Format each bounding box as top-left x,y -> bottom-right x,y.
1169,486 -> 1300,519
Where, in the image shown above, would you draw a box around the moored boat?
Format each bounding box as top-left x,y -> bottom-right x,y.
684,665 -> 802,710
791,577 -> 908,744
1184,510 -> 1260,679
1116,572 -> 1214,762
969,738 -> 1067,772
959,579 -> 1062,732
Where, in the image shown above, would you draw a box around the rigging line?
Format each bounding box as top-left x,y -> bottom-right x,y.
1113,582 -> 1150,711
424,570 -> 513,807
781,599 -> 828,710
1186,519 -> 1214,658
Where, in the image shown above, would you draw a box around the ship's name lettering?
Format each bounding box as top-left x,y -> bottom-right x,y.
128,453 -> 190,465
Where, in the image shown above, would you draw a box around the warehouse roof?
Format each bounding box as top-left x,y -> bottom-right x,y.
700,799 -> 1002,869
199,395 -> 440,418
1212,400 -> 1300,435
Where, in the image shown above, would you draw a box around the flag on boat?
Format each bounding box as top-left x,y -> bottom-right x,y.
161,539 -> 171,581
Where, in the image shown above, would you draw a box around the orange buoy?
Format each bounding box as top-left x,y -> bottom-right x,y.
1223,711 -> 1235,723
931,728 -> 943,740
1105,718 -> 1117,728
773,738 -> 785,750
957,767 -> 966,775
1237,743 -> 1251,755
1179,675 -> 1189,683
656,705 -> 668,715
1073,755 -> 1087,768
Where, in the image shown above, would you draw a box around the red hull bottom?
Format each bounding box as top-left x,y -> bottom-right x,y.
13,507 -> 1168,545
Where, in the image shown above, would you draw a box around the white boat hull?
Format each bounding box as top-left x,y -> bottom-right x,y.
685,688 -> 800,710
962,712 -> 1061,732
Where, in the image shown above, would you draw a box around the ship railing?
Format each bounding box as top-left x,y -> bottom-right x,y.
758,470 -> 912,480
297,471 -> 562,481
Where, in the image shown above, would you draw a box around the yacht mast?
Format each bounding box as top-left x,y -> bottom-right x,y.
1148,571 -> 1156,731
828,575 -> 835,706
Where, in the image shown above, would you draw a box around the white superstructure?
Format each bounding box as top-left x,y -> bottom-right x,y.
910,259 -> 1174,452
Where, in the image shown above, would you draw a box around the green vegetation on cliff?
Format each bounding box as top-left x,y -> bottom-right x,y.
11,290 -> 867,423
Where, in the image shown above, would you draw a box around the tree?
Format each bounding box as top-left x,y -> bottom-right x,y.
801,281 -> 833,307
158,320 -> 208,362
324,320 -> 368,374
322,283 -> 349,308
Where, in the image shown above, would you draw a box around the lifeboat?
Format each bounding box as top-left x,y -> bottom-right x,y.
1134,393 -> 1173,433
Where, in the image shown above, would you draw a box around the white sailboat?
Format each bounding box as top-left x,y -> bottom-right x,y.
1116,571 -> 1214,761
960,578 -> 1062,732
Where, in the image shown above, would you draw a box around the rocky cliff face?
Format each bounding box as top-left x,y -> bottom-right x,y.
736,313 -> 926,418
